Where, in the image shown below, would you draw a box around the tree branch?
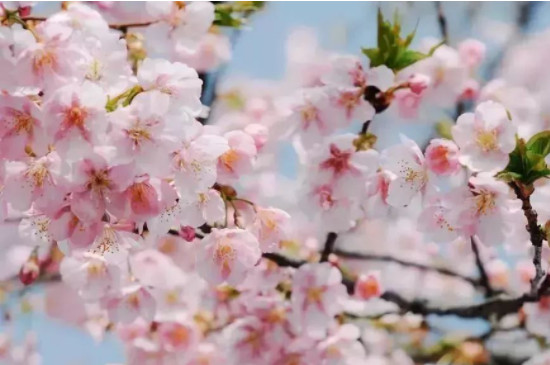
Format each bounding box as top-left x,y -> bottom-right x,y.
334,249 -> 482,288
21,16 -> 156,32
380,290 -> 535,319
470,236 -> 495,297
435,2 -> 448,44
320,232 -> 338,262
511,182 -> 545,295
262,253 -> 304,268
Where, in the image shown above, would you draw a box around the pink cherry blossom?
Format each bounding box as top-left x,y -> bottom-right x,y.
196,228 -> 261,286
458,38 -> 486,69
291,262 -> 347,338
285,87 -> 338,146
178,188 -> 226,228
59,252 -> 121,301
104,284 -> 156,324
251,207 -> 291,252
355,271 -> 383,300
321,55 -> 367,88
49,205 -> 101,250
43,81 -> 108,158
309,133 -> 379,195
0,95 -> 48,159
217,130 -> 257,184
172,120 -> 229,195
452,101 -> 516,174
3,152 -> 65,215
424,138 -> 460,176
381,136 -> 429,207
109,90 -> 191,176
304,183 -> 363,233
69,152 -> 134,223
137,58 -> 203,114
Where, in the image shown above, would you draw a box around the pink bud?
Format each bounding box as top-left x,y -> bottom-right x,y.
425,138 -> 460,176
394,89 -> 421,119
355,271 -> 382,300
180,226 -> 196,242
460,79 -> 480,101
458,39 -> 486,68
408,73 -> 430,95
18,6 -> 32,17
19,256 -> 40,286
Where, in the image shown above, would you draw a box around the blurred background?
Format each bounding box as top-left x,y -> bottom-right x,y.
2,2 -> 549,364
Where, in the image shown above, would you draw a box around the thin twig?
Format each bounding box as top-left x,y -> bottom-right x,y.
435,2 -> 448,44
320,232 -> 338,262
511,182 -> 545,295
334,249 -> 481,288
360,120 -> 371,134
21,16 -> 155,31
470,236 -> 495,297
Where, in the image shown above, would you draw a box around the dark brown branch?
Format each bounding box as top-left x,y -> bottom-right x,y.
21,16 -> 155,31
360,120 -> 371,135
435,2 -> 448,44
320,232 -> 338,262
511,182 -> 545,295
262,253 -> 304,268
470,237 -> 495,297
334,249 -> 481,288
380,290 -> 536,319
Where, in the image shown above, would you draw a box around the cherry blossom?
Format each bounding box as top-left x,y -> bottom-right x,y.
381,136 -> 430,207
196,228 -> 262,286
452,100 -> 517,174
2,4 -> 550,365
291,262 -> 347,338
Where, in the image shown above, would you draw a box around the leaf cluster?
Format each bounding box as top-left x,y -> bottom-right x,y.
362,9 -> 442,72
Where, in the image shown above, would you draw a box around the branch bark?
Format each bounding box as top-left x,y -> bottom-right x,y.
435,2 -> 448,44
511,182 -> 545,295
320,232 -> 338,262
334,249 -> 482,288
470,237 -> 495,297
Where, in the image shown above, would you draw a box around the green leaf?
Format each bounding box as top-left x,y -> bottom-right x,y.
499,136 -> 550,185
527,131 -> 550,158
392,50 -> 429,71
362,48 -> 383,66
214,1 -> 264,28
362,8 -> 443,72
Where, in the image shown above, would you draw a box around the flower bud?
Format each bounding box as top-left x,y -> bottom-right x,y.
19,254 -> 40,286
425,138 -> 460,176
458,39 -> 486,68
460,79 -> 480,101
355,271 -> 382,299
408,73 -> 430,95
180,226 -> 196,242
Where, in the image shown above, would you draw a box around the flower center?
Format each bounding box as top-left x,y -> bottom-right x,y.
315,185 -> 335,210
127,126 -> 152,146
86,59 -> 103,81
89,170 -> 111,192
24,161 -> 49,188
12,111 -> 34,135
65,106 -> 88,129
320,144 -> 352,176
476,129 -> 498,152
33,50 -> 56,74
87,261 -> 107,277
220,149 -> 239,172
475,191 -> 496,215
300,103 -> 319,128
214,243 -> 235,278
306,286 -> 324,304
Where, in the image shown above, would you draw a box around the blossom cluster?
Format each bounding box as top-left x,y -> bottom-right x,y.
2,2 -> 550,365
